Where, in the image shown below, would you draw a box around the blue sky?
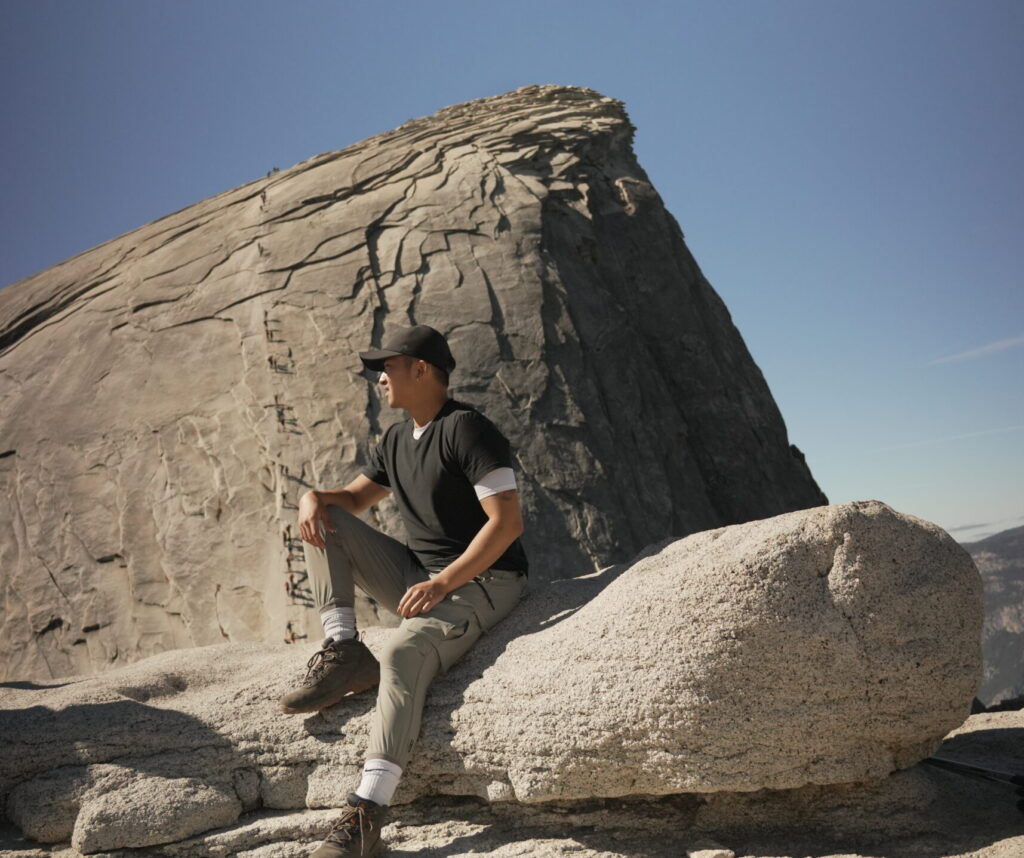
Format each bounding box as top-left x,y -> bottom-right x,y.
2,0 -> 1021,541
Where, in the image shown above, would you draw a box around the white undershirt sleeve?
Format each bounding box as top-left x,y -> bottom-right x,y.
473,467 -> 517,500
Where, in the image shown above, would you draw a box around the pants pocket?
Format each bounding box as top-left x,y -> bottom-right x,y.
454,571 -> 526,631
403,608 -> 479,673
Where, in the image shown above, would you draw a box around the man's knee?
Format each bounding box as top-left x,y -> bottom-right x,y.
323,505 -> 361,539
379,627 -> 436,676
388,611 -> 481,676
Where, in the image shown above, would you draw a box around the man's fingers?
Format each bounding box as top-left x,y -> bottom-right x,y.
397,591 -> 414,616
297,500 -> 334,547
398,584 -> 438,618
299,520 -> 326,548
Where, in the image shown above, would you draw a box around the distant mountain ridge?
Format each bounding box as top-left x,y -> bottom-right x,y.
964,524 -> 1024,557
962,524 -> 1024,705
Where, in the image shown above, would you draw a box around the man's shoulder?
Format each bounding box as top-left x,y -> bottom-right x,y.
439,398 -> 482,421
439,400 -> 504,434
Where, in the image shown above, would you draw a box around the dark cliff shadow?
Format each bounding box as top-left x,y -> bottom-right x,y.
938,724 -> 1024,762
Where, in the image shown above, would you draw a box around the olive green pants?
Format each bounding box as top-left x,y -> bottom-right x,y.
304,506 -> 525,768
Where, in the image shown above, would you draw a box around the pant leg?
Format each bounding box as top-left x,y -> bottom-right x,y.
303,505 -> 425,613
367,570 -> 526,768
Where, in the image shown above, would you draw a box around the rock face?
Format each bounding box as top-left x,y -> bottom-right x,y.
0,84 -> 827,682
0,502 -> 982,854
964,525 -> 1024,706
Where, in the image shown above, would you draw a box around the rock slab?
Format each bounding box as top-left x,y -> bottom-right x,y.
0,84 -> 826,682
0,501 -> 982,853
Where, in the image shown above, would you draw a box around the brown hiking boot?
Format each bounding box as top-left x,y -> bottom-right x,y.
279,637 -> 380,714
310,793 -> 388,857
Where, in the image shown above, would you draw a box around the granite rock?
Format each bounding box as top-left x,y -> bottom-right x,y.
0,84 -> 826,682
425,499 -> 983,801
0,501 -> 982,853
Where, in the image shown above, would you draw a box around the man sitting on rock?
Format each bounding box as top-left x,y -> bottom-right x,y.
280,324 -> 529,858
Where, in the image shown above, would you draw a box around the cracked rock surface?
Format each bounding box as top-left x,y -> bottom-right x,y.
0,501 -> 986,855
0,84 -> 828,682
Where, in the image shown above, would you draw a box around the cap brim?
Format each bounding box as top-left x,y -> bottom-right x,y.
358,348 -> 402,372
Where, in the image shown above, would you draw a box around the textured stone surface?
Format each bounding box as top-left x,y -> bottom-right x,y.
0,502 -> 982,853
71,776 -> 241,854
1,714 -> 1021,857
431,499 -> 983,801
0,84 -> 826,682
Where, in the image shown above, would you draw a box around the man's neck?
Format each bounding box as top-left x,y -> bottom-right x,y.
406,394 -> 450,429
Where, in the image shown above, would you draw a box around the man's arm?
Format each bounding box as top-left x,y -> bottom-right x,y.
298,475 -> 390,548
396,489 -> 524,618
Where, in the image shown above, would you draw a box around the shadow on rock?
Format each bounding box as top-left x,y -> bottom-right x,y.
382,777 -> 1024,858
0,698 -> 235,791
302,691 -> 378,740
0,695 -> 252,850
0,680 -> 72,691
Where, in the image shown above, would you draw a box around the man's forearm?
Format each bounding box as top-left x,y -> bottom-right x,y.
433,518 -> 522,593
310,489 -> 360,514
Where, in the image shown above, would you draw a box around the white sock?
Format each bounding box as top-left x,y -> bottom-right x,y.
320,606 -> 357,642
355,759 -> 402,806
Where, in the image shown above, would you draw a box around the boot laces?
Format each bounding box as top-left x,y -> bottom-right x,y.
325,802 -> 375,852
302,641 -> 341,685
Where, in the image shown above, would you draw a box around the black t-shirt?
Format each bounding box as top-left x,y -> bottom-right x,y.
361,399 -> 528,574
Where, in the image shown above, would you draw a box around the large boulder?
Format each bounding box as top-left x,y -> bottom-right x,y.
0,502 -> 982,853
442,499 -> 982,800
0,84 -> 826,682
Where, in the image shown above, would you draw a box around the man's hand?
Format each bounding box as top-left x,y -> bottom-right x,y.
396,489 -> 524,619
397,578 -> 450,618
297,490 -> 334,549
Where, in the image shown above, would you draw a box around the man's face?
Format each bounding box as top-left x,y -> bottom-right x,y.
378,356 -> 416,408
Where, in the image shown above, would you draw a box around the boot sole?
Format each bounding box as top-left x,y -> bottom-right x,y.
278,676 -> 380,715
311,835 -> 385,858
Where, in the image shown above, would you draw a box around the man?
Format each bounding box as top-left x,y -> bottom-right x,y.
279,325 -> 528,858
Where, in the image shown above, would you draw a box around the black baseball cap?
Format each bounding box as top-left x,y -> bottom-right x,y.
359,325 -> 456,374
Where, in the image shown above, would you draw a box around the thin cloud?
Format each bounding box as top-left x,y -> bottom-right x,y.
929,333 -> 1024,365
948,522 -> 992,533
952,515 -> 1024,543
867,423 -> 1024,453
